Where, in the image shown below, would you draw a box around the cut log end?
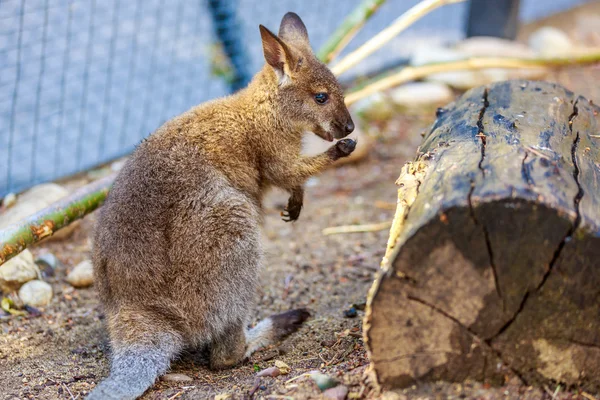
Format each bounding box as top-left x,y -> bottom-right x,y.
365,80 -> 600,392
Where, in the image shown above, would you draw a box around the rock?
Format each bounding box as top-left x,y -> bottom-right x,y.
308,371 -> 338,391
323,385 -> 349,400
256,366 -> 281,378
18,280 -> 53,307
0,250 -> 40,292
411,44 -> 465,66
455,36 -> 536,59
410,45 -> 476,90
0,183 -> 78,241
528,27 -> 573,57
160,373 -> 193,382
274,360 -> 290,374
2,193 -> 16,209
343,307 -> 358,318
66,260 -> 94,288
302,123 -> 374,167
35,253 -> 59,278
388,82 -> 453,109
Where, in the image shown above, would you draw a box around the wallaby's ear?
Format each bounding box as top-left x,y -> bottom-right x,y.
278,12 -> 309,47
260,24 -> 293,85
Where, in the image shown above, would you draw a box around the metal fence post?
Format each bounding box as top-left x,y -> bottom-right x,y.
466,0 -> 520,40
207,0 -> 252,92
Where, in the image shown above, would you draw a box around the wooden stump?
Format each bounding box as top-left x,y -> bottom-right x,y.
365,80 -> 600,391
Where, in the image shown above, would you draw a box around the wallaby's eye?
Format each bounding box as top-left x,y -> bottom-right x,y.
314,93 -> 329,105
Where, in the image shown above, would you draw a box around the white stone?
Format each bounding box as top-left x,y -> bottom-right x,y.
2,193 -> 16,209
528,27 -> 573,57
66,260 -> 94,288
455,36 -> 536,59
0,183 -> 78,241
410,45 -> 477,89
18,280 -> 53,307
0,250 -> 40,293
160,373 -> 193,382
389,82 -> 453,108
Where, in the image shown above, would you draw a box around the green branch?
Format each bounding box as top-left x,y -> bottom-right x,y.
0,174 -> 115,266
317,0 -> 387,64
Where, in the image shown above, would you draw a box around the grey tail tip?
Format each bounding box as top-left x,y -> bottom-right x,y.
271,308 -> 311,338
87,339 -> 177,400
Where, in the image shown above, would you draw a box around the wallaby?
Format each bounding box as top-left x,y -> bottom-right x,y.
88,12 -> 356,400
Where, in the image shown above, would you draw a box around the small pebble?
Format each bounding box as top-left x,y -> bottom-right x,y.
35,253 -> 59,278
259,385 -> 267,391
308,371 -> 338,391
2,193 -> 16,208
343,307 -> 357,318
274,360 -> 290,375
323,384 -> 349,400
18,280 -> 53,307
66,260 -> 94,288
160,373 -> 193,382
0,250 -> 40,292
256,367 -> 280,378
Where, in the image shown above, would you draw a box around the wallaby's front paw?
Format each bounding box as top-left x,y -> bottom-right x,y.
328,138 -> 357,160
281,197 -> 302,222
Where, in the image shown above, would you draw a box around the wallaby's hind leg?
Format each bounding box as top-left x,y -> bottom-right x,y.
209,324 -> 247,370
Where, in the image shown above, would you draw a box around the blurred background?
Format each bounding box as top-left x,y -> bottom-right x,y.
0,0 -> 595,198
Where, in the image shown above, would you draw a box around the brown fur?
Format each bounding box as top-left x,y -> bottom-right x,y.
89,12 -> 355,400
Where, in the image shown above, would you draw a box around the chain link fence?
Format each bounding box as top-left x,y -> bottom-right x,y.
0,0 -> 589,197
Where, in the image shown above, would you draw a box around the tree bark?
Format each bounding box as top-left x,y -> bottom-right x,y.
365,80 -> 600,391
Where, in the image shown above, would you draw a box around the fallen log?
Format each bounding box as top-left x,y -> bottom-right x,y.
364,80 -> 600,391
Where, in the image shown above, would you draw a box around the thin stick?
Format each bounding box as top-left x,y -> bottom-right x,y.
317,0 -> 387,63
322,221 -> 391,235
167,391 -> 184,400
61,382 -> 76,400
284,373 -> 311,384
345,53 -> 600,105
331,0 -> 466,76
581,392 -> 597,400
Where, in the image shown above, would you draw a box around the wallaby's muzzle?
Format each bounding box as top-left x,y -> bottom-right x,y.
333,117 -> 355,139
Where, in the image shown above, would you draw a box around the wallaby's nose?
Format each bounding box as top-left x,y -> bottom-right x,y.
345,120 -> 355,134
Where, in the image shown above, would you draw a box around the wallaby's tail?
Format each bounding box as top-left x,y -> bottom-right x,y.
87,336 -> 181,400
245,308 -> 310,357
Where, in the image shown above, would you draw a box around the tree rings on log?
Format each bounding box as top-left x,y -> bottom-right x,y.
365,80 -> 600,392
